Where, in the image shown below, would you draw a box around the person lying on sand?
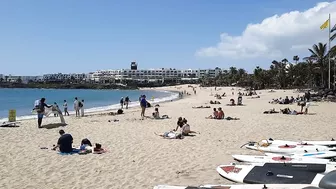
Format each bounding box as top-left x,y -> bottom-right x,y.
192,105 -> 211,109
249,96 -> 260,99
263,108 -> 279,114
155,131 -> 184,139
210,100 -> 221,104
280,108 -> 303,115
180,119 -> 199,135
105,109 -> 124,116
206,108 -> 218,119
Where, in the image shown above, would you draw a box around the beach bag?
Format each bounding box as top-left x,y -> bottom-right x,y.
117,109 -> 123,114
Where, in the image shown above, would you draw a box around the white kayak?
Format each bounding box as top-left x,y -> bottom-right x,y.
244,142 -> 336,154
265,151 -> 336,159
216,164 -> 329,184
153,184 -> 316,189
232,154 -> 335,164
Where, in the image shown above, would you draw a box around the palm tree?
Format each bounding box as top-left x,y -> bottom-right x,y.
293,55 -> 299,64
308,42 -> 328,87
17,76 -> 22,84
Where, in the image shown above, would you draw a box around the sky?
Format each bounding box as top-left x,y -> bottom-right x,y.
1,0 -> 336,75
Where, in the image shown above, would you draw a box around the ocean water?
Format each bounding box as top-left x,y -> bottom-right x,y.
0,88 -> 178,121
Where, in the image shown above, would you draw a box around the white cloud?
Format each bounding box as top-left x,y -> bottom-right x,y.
195,2 -> 336,60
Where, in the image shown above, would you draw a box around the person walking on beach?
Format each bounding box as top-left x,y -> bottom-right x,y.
125,96 -> 130,109
74,97 -> 80,117
36,98 -> 52,128
80,99 -> 85,117
63,100 -> 69,116
140,95 -> 147,119
120,97 -> 124,109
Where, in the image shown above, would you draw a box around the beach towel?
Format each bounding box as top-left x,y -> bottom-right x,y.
0,122 -> 20,127
58,149 -> 80,155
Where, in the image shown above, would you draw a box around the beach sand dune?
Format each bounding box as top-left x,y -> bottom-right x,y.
0,85 -> 335,189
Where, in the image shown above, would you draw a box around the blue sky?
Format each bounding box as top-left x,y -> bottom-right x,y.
0,0 -> 333,75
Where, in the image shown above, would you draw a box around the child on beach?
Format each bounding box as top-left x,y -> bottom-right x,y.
63,100 -> 69,116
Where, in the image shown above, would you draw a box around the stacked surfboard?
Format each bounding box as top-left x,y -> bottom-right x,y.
154,138 -> 336,189
215,138 -> 336,188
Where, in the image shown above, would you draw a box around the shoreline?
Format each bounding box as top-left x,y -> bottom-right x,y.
0,89 -> 180,122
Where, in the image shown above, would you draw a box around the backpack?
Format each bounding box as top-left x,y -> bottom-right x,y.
78,101 -> 83,107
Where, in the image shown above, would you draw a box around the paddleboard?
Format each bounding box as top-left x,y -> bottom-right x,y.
229,162 -> 335,174
265,151 -> 336,159
216,164 -> 326,184
266,138 -> 336,147
153,184 -> 317,189
232,154 -> 334,164
245,143 -> 335,154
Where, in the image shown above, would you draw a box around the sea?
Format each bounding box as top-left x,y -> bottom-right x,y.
0,88 -> 179,121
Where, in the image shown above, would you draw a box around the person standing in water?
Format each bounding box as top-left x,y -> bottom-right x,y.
80,99 -> 85,117
63,100 -> 69,116
74,97 -> 79,117
125,96 -> 130,109
36,98 -> 52,128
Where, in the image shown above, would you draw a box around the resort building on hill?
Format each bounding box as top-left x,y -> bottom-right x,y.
1,62 -> 223,84
87,62 -> 222,83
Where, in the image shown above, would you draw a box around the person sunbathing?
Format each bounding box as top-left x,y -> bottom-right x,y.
192,105 -> 211,109
250,96 -> 260,99
206,108 -> 218,119
210,100 -> 221,104
263,108 -> 279,114
155,131 -> 184,139
280,108 -> 303,115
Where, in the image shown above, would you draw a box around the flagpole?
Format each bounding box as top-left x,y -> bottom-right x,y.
328,13 -> 331,89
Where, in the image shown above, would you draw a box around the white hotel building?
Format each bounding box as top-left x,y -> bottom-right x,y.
87,62 -> 222,82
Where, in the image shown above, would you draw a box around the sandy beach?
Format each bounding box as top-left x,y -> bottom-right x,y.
1,85 -> 336,189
